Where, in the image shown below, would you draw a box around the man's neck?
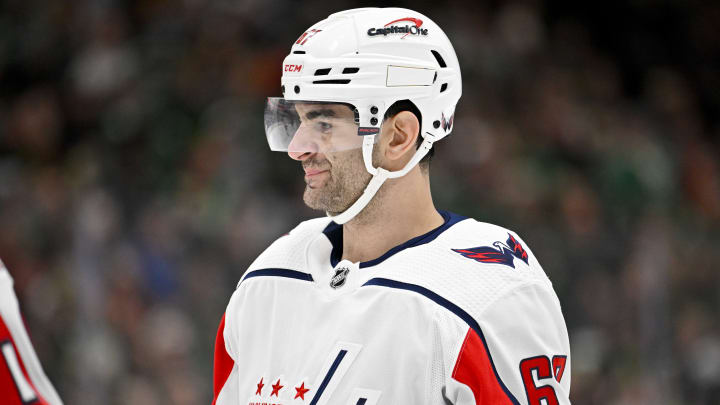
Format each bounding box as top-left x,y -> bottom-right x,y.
340,169 -> 444,264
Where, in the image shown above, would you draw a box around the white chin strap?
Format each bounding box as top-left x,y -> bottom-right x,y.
327,134 -> 435,225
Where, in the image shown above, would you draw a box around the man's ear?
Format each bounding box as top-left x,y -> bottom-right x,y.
384,111 -> 420,165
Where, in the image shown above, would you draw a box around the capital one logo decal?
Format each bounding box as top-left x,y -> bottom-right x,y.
368,17 -> 428,38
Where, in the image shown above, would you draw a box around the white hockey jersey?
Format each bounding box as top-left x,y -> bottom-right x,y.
0,261 -> 63,405
213,211 -> 571,405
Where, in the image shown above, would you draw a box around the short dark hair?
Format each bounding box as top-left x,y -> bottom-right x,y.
383,100 -> 434,168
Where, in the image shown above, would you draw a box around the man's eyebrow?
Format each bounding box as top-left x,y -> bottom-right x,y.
304,109 -> 337,120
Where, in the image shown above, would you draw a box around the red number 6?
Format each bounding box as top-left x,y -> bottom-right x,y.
519,355 -> 565,405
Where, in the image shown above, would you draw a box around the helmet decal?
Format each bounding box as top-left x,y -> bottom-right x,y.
441,113 -> 454,131
295,29 -> 322,46
368,17 -> 428,38
283,64 -> 303,73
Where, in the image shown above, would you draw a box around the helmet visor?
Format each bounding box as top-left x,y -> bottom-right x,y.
264,98 -> 375,153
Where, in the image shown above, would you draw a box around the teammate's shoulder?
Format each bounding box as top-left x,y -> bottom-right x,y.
0,259 -> 11,284
239,216 -> 332,282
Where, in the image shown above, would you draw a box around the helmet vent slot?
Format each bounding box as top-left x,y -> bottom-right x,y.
431,50 -> 447,68
293,50 -> 306,54
440,83 -> 448,93
312,79 -> 351,84
314,68 -> 331,76
342,67 -> 360,74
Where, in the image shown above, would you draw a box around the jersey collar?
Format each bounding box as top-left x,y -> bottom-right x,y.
322,210 -> 468,269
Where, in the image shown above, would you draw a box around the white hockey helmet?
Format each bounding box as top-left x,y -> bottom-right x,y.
264,7 -> 462,224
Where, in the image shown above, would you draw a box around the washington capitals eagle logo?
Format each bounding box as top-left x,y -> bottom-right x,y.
452,233 -> 529,269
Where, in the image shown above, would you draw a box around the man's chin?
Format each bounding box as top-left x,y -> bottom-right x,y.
303,188 -> 346,214
302,188 -> 328,211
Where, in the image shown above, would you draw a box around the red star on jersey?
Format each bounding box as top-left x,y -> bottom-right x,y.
294,382 -> 310,400
270,379 -> 283,397
255,377 -> 264,395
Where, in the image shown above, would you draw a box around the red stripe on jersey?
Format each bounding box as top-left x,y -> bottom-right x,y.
452,327 -> 514,405
0,315 -> 49,405
212,313 -> 234,405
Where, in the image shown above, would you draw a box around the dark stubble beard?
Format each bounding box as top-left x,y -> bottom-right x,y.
303,149 -> 372,215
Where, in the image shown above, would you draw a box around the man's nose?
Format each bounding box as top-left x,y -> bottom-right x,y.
287,128 -> 318,160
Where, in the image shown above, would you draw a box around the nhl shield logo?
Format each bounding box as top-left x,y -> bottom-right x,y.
330,267 -> 350,289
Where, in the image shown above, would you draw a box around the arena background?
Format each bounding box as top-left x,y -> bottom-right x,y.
1,0 -> 719,404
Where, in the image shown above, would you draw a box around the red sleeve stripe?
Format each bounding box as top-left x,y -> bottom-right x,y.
452,327 -> 515,405
212,313 -> 234,405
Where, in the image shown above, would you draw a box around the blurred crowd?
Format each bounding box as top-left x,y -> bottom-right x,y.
0,0 -> 718,404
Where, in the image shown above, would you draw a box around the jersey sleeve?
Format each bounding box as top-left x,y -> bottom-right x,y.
444,282 -> 571,405
0,263 -> 64,405
211,313 -> 239,405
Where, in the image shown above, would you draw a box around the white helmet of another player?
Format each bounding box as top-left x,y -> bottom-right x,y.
264,7 -> 462,224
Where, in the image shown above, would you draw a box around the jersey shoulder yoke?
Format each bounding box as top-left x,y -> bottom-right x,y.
238,217 -> 331,285
373,218 -> 554,318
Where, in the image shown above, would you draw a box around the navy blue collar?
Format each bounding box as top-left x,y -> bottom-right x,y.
322,210 -> 468,269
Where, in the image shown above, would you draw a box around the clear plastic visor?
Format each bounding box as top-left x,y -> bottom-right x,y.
264,98 -> 373,153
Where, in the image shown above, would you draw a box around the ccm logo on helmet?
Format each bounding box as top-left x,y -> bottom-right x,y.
284,64 -> 303,72
368,17 -> 428,38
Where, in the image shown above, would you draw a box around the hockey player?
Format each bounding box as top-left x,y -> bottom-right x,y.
0,259 -> 63,405
213,7 -> 571,405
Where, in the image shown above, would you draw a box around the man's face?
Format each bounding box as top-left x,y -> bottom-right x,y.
288,103 -> 372,214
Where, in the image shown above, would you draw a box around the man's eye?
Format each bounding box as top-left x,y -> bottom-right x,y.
316,122 -> 332,132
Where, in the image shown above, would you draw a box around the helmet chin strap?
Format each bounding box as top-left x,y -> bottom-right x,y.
327,135 -> 434,225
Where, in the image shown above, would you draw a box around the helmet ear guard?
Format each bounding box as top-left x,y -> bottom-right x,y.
271,7 -> 462,223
